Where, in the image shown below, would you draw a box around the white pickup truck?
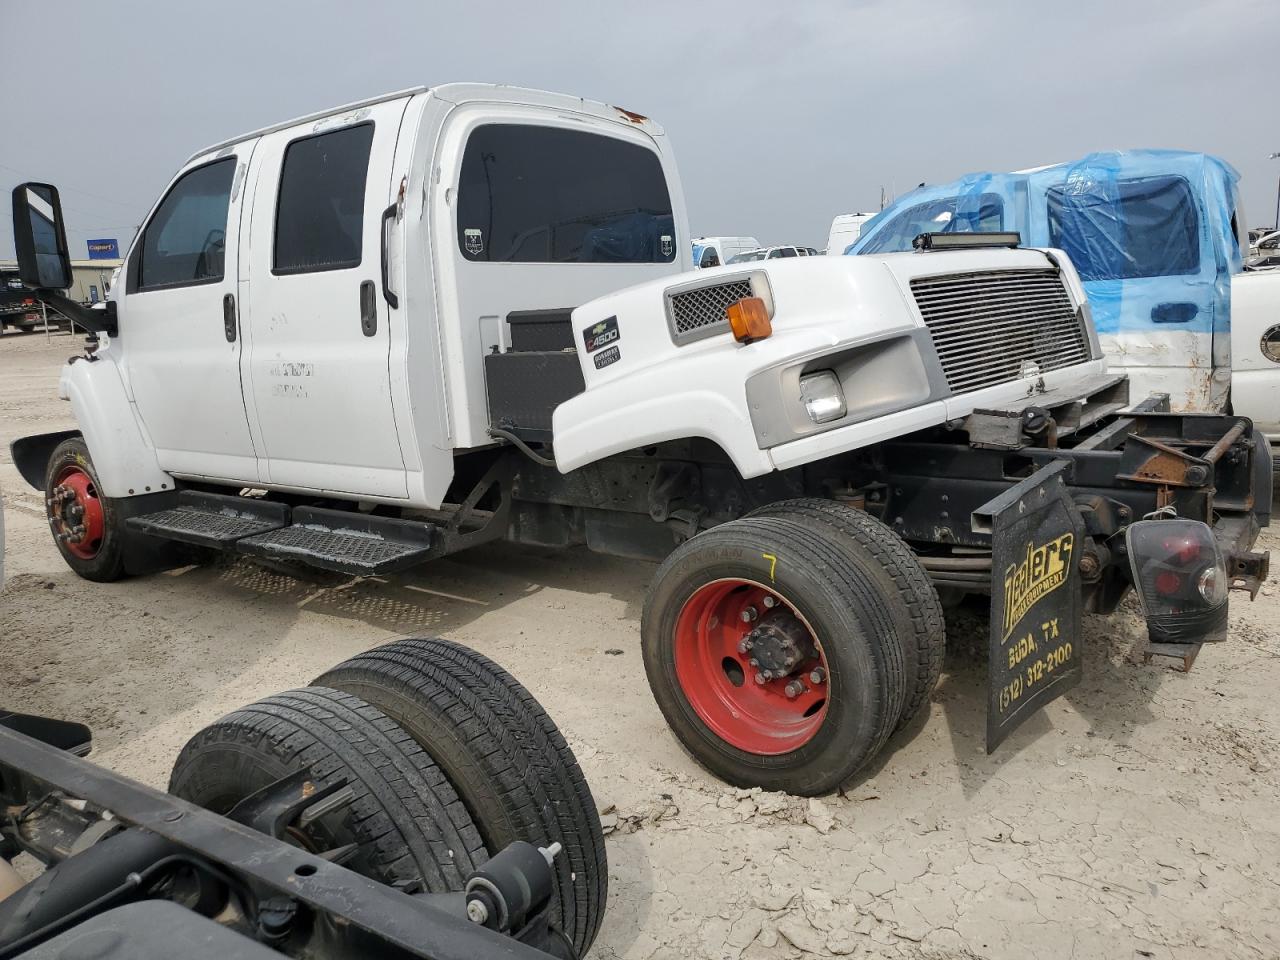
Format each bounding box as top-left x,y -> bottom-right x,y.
9,84 -> 1272,795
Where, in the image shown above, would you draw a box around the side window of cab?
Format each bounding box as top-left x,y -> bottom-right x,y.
132,158 -> 237,292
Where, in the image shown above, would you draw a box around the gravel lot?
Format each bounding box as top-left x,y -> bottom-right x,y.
2,328 -> 1278,960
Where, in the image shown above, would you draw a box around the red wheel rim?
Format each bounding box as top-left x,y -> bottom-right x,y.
49,465 -> 105,560
673,579 -> 829,755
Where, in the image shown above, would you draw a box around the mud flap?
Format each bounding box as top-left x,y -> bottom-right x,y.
973,459 -> 1087,753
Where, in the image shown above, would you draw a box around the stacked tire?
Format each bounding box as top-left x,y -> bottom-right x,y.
170,639 -> 605,957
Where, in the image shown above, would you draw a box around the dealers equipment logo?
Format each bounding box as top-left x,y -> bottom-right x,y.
1001,533 -> 1074,641
583,316 -> 619,353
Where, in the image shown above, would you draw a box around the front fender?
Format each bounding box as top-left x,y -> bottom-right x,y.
553,382 -> 771,477
60,357 -> 172,499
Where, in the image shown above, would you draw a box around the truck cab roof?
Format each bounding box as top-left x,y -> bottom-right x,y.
188,83 -> 666,164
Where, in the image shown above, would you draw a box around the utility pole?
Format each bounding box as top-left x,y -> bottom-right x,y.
1270,152 -> 1280,232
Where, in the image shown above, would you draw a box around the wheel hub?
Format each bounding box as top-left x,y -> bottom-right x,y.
740,611 -> 815,683
673,579 -> 829,755
47,467 -> 105,560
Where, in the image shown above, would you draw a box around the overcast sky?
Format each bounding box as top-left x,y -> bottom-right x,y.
2,0 -> 1278,261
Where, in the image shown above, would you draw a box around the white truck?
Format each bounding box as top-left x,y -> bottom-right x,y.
692,236 -> 759,268
9,84 -> 1272,796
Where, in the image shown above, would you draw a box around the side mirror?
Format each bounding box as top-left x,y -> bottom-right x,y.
11,182 -> 72,291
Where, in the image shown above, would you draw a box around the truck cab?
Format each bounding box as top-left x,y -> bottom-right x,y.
69,84 -> 687,507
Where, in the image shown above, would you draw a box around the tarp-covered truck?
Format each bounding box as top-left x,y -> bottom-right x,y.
849,150 -> 1280,454
8,88 -> 1272,796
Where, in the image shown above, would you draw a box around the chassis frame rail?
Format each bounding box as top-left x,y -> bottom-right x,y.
0,724 -> 552,960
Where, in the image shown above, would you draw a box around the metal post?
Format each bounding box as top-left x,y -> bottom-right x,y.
41,300 -> 50,341
1270,152 -> 1280,232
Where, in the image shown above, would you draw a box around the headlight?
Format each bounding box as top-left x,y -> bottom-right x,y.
799,370 -> 846,424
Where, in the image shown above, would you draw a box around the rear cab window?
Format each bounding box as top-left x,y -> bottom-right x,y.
273,123 -> 374,275
456,124 -> 675,263
1046,175 -> 1200,280
135,158 -> 237,290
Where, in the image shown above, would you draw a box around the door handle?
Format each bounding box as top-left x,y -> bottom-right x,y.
360,280 -> 377,337
380,203 -> 399,310
223,293 -> 237,342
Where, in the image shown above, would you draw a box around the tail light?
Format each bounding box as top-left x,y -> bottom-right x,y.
1126,519 -> 1228,644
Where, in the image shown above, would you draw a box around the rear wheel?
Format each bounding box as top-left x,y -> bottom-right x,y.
44,437 -> 126,582
642,516 -> 907,795
748,499 -> 944,728
169,687 -> 485,893
316,638 -> 606,957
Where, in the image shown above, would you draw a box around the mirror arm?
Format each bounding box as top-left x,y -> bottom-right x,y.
28,289 -> 117,337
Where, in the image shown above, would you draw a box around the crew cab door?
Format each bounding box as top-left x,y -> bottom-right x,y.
241,100 -> 409,498
121,141 -> 260,482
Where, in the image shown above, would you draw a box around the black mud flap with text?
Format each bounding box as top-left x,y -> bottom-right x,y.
973,459 -> 1086,753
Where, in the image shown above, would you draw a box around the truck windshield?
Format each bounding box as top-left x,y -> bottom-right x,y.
1046,175 -> 1200,281
457,124 -> 675,264
856,194 -> 1005,255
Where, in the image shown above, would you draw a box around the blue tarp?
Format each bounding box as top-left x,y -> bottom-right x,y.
849,150 -> 1241,338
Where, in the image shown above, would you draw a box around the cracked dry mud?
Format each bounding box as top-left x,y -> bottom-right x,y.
3,330 -> 1278,959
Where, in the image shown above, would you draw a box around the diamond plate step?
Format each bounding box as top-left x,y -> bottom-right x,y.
126,492 -> 289,549
235,507 -> 438,576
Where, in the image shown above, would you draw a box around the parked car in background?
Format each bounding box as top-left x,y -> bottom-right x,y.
1,270 -> 42,331
726,245 -> 802,263
825,212 -> 874,255
692,236 -> 759,268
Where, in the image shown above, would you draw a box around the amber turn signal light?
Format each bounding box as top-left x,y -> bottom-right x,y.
726,297 -> 772,343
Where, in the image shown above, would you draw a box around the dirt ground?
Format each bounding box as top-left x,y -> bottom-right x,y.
2,328 -> 1278,960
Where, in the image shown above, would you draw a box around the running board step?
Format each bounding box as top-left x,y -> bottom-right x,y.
235,507 -> 438,576
126,492 -> 289,548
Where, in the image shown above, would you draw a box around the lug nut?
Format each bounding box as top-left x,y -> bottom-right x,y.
754,672 -> 769,685
738,638 -> 753,654
785,680 -> 806,699
809,667 -> 827,685
740,606 -> 758,623
762,595 -> 777,608
748,657 -> 759,667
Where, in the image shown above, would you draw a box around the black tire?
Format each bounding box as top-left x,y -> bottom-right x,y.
642,516 -> 907,796
316,639 -> 606,957
44,437 -> 126,582
748,499 -> 945,729
169,687 -> 485,893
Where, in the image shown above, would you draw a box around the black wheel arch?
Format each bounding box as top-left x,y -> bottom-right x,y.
12,429 -> 81,490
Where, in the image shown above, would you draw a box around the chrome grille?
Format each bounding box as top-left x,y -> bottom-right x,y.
667,278 -> 753,343
911,270 -> 1090,394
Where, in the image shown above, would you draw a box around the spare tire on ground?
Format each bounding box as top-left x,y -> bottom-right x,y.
169,686 -> 485,893
315,638 -> 607,958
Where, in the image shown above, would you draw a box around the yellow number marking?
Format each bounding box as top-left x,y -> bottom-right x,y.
762,553 -> 778,581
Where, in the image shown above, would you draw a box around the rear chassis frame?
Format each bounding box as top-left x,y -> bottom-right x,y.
0,717 -> 563,960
